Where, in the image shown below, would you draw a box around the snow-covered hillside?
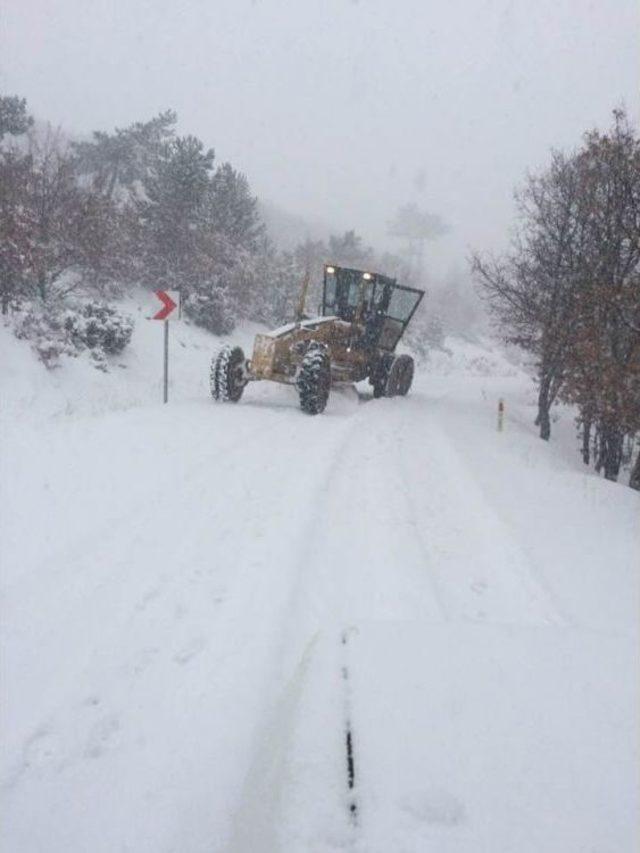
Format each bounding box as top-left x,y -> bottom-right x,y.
1,300 -> 638,853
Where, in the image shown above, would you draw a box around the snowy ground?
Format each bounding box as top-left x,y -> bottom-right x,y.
1,298 -> 638,852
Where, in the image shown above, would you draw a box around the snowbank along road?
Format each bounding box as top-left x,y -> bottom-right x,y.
1,319 -> 638,852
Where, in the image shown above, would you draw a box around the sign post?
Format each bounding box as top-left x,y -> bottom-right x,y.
163,319 -> 169,403
150,290 -> 180,403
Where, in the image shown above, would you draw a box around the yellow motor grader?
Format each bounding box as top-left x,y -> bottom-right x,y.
210,264 -> 424,414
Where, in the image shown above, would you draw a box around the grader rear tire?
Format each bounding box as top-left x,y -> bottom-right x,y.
297,344 -> 331,415
385,354 -> 415,397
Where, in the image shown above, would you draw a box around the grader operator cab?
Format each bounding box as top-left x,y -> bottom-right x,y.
210,264 -> 424,415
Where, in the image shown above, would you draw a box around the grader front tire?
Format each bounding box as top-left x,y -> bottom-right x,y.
297,344 -> 331,415
211,345 -> 247,402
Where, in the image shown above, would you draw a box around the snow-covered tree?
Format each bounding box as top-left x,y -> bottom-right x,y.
135,134 -> 215,292
206,162 -> 264,251
558,112 -> 640,481
15,127 -> 82,303
0,95 -> 34,312
473,109 -> 640,486
472,148 -> 587,440
328,230 -> 374,268
0,150 -> 35,312
388,202 -> 449,279
243,241 -> 302,326
0,95 -> 33,140
72,110 -> 177,200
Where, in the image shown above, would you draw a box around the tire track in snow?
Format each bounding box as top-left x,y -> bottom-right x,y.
252,391 -> 572,847
395,394 -> 568,627
4,397 -> 370,853
228,401 -> 452,852
371,402 -> 453,623
276,403 -> 448,662
228,390 -> 567,851
226,411 -> 365,853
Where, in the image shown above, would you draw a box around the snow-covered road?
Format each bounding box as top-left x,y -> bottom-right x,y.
2,324 -> 638,852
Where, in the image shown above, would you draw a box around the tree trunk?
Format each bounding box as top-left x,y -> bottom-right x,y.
537,376 -> 552,440
594,425 -> 603,472
581,417 -> 591,465
598,423 -> 624,482
38,269 -> 47,302
107,162 -> 120,200
630,449 -> 640,491
1,274 -> 12,315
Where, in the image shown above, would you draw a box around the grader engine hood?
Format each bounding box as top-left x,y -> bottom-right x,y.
251,334 -> 277,379
250,317 -> 345,382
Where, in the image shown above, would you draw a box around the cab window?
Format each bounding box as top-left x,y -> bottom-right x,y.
347,281 -> 360,307
387,287 -> 422,322
324,276 -> 337,309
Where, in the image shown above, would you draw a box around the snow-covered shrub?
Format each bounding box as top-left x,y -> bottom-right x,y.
12,299 -> 134,369
184,288 -> 236,336
63,301 -> 134,355
13,304 -> 77,367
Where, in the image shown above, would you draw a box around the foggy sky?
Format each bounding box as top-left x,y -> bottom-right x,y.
2,0 -> 638,276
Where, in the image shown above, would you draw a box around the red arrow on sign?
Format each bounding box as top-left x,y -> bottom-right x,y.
152,290 -> 178,321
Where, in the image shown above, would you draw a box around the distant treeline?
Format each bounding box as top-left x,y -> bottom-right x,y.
0,96 -> 424,335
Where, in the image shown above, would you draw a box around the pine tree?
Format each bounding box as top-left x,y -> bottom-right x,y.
327,230 -> 374,268
0,151 -> 35,312
135,134 -> 215,292
72,110 -> 176,200
206,162 -> 264,251
387,202 -> 448,280
0,95 -> 34,311
0,95 -> 33,140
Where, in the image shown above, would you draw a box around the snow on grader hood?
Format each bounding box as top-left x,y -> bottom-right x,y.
210,264 -> 425,415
